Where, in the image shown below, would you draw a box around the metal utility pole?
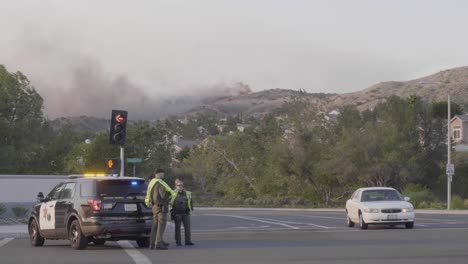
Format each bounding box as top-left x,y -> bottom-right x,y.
447,94 -> 452,210
120,146 -> 125,177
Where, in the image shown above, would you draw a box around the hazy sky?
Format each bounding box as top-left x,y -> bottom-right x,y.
1,0 -> 468,117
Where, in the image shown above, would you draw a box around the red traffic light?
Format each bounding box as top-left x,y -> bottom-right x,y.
115,114 -> 125,123
110,110 -> 128,146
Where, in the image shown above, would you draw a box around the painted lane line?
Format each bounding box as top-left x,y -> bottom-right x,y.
117,240 -> 152,264
0,238 -> 14,248
206,214 -> 299,229
248,216 -> 331,229
297,214 -> 344,220
228,225 -> 271,229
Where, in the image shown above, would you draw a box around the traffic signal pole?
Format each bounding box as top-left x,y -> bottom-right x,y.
120,146 -> 125,177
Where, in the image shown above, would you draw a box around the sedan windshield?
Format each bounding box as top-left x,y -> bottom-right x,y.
361,189 -> 403,202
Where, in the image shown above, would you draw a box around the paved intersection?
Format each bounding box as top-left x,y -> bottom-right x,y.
1,208 -> 468,264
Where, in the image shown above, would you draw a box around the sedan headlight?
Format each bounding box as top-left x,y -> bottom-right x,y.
363,208 -> 379,213
402,207 -> 414,213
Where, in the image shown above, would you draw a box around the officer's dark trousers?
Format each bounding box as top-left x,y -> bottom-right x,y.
174,214 -> 191,243
150,208 -> 167,248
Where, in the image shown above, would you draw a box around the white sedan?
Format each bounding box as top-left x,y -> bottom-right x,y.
345,187 -> 415,229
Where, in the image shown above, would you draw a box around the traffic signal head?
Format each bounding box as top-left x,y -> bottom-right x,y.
105,158 -> 120,174
106,158 -> 118,169
109,110 -> 128,145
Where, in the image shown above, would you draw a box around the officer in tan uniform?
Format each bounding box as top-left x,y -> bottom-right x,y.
145,168 -> 173,250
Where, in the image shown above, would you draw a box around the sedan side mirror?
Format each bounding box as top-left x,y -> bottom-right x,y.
37,192 -> 44,203
404,197 -> 410,202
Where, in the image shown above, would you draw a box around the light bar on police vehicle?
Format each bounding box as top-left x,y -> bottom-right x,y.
68,173 -> 109,179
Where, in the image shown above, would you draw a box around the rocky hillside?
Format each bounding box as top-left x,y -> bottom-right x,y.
51,66 -> 468,132
185,89 -> 335,117
325,66 -> 468,111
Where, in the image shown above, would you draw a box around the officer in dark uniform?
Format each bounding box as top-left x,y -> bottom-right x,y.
170,179 -> 194,246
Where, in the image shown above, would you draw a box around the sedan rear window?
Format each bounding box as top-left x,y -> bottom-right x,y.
361,190 -> 402,202
96,179 -> 147,197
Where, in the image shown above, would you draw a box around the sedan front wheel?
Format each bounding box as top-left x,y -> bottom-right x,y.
346,214 -> 355,227
359,213 -> 368,230
405,222 -> 414,229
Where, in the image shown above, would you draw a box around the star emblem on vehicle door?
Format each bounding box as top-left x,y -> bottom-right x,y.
42,206 -> 48,220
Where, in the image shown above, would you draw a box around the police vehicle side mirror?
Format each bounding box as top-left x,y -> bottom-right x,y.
37,192 -> 44,203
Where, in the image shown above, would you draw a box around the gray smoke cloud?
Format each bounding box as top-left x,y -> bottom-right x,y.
3,0 -> 468,120
2,25 -> 231,120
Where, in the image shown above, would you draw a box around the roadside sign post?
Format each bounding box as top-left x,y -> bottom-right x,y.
447,95 -> 452,210
127,158 -> 143,177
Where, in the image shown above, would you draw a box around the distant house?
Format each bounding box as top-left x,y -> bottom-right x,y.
216,124 -> 227,133
237,123 -> 251,132
174,139 -> 200,153
450,115 -> 468,144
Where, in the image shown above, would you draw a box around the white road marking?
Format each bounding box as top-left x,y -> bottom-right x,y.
246,216 -> 331,229
228,225 -> 271,229
206,214 -> 299,229
297,214 -> 344,220
117,240 -> 152,264
0,238 -> 14,248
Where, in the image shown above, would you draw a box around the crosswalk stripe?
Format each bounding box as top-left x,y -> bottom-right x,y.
0,238 -> 14,248
117,240 -> 152,264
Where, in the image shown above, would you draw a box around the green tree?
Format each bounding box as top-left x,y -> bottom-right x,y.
430,101 -> 463,119
0,65 -> 47,174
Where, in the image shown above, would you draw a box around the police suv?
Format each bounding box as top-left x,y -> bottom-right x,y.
28,174 -> 152,249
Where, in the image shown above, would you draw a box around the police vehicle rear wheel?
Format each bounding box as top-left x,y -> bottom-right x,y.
136,238 -> 149,248
29,219 -> 45,247
69,220 -> 88,249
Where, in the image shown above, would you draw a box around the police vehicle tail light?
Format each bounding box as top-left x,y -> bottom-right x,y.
87,199 -> 102,211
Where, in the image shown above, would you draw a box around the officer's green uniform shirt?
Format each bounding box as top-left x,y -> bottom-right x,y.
145,178 -> 174,207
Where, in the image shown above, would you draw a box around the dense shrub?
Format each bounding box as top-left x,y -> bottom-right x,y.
402,183 -> 438,208
451,195 -> 465,210
0,203 -> 6,216
11,205 -> 29,218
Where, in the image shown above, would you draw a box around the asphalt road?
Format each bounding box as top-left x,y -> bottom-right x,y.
1,209 -> 468,264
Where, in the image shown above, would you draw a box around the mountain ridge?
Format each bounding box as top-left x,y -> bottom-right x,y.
51,65 -> 468,131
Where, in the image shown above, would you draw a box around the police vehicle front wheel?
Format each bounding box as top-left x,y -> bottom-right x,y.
136,238 -> 149,248
29,219 -> 45,247
69,220 -> 88,249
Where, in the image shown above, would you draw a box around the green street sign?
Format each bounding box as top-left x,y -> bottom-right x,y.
126,158 -> 143,163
